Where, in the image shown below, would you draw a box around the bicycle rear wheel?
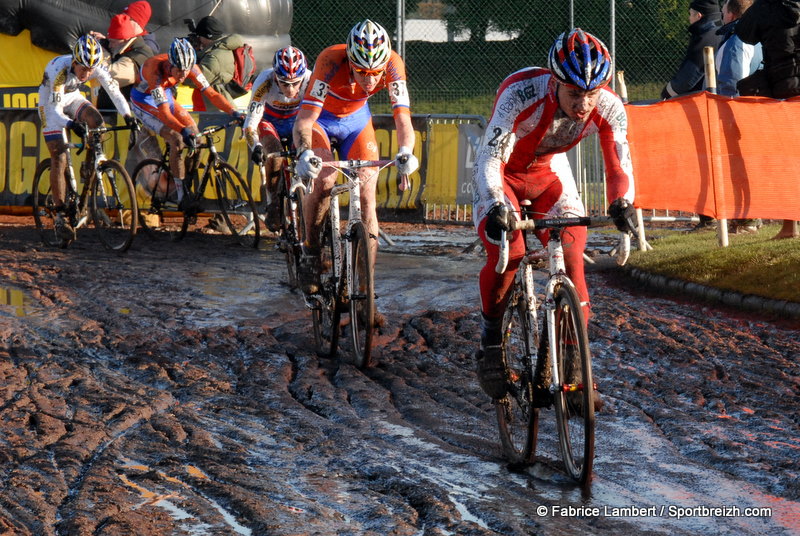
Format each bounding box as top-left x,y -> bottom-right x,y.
496,276 -> 539,466
214,162 -> 260,248
131,158 -> 173,240
348,222 -> 375,369
91,160 -> 137,253
312,215 -> 340,357
551,282 -> 595,484
32,159 -> 69,248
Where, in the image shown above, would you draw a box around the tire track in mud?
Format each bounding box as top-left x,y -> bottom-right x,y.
0,223 -> 798,535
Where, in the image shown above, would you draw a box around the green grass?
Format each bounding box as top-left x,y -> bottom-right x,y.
628,223 -> 800,303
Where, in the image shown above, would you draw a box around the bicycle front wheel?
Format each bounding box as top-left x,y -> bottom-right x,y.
282,185 -> 305,289
551,282 -> 595,484
496,277 -> 540,466
214,162 -> 260,248
347,222 -> 376,369
91,160 -> 137,253
32,159 -> 69,248
312,214 -> 341,357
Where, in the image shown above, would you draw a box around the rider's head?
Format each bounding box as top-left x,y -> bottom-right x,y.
346,19 -> 391,91
272,46 -> 307,97
547,29 -> 612,122
72,34 -> 103,80
168,37 -> 196,79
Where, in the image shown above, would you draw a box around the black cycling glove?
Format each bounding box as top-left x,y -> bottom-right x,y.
181,127 -> 197,150
251,144 -> 264,165
67,120 -> 87,139
485,203 -> 511,241
608,197 -> 637,233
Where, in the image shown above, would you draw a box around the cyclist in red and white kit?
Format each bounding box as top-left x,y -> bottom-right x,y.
472,29 -> 637,399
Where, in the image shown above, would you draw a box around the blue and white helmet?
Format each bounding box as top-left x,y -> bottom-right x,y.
547,28 -> 612,90
168,37 -> 196,71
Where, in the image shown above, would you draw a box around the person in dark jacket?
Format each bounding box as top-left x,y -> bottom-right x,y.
662,0 -> 724,230
96,13 -> 154,110
736,0 -> 800,239
662,0 -> 724,99
190,16 -> 245,111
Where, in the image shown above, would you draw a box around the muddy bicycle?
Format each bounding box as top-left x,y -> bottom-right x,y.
132,119 -> 261,247
260,143 -> 306,289
495,206 -> 630,484
307,157 -> 407,368
32,124 -> 139,252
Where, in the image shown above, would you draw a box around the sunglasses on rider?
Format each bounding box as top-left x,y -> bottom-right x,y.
276,78 -> 302,87
352,66 -> 384,77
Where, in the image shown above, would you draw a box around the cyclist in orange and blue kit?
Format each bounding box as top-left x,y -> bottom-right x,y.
292,20 -> 419,294
130,38 -> 243,206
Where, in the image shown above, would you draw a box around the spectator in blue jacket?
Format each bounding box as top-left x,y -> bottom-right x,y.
717,0 -> 763,97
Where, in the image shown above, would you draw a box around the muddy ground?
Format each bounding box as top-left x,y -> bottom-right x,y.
0,218 -> 798,536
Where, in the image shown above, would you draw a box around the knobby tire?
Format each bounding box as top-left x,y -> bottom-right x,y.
214,162 -> 260,248
348,222 -> 375,369
32,159 -> 69,248
496,272 -> 539,466
312,214 -> 340,357
552,282 -> 595,484
91,159 -> 137,253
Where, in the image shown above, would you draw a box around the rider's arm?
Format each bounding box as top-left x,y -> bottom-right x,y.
93,66 -> 132,117
472,73 -> 526,221
243,69 -> 270,148
596,91 -> 635,203
385,52 -> 415,151
188,66 -> 236,115
38,58 -> 72,134
292,107 -> 321,154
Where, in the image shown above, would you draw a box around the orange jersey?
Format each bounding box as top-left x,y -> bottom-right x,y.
131,55 -> 234,132
300,44 -> 410,117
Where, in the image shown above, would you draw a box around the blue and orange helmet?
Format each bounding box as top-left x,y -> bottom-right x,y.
273,46 -> 307,81
547,29 -> 612,90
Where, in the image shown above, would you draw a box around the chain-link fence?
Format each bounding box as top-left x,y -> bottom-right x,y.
291,0 -> 695,115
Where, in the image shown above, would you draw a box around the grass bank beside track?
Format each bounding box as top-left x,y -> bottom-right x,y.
627,222 -> 800,304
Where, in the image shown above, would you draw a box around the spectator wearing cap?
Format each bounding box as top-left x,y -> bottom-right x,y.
661,0 -> 723,231
122,1 -> 159,54
189,15 -> 245,111
662,0 -> 724,99
96,13 -> 154,110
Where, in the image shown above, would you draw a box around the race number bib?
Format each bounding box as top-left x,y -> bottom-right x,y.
485,126 -> 515,161
310,79 -> 329,101
150,86 -> 167,105
388,80 -> 410,108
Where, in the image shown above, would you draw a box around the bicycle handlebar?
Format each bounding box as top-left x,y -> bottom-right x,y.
319,159 -> 395,169
495,212 -> 632,274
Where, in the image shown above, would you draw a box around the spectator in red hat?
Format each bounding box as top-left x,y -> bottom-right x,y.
123,1 -> 159,54
95,13 -> 154,110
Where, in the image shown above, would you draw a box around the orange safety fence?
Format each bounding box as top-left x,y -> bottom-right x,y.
626,91 -> 800,221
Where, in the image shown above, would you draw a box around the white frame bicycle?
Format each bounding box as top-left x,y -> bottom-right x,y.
307,158 -> 405,369
495,204 -> 630,484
